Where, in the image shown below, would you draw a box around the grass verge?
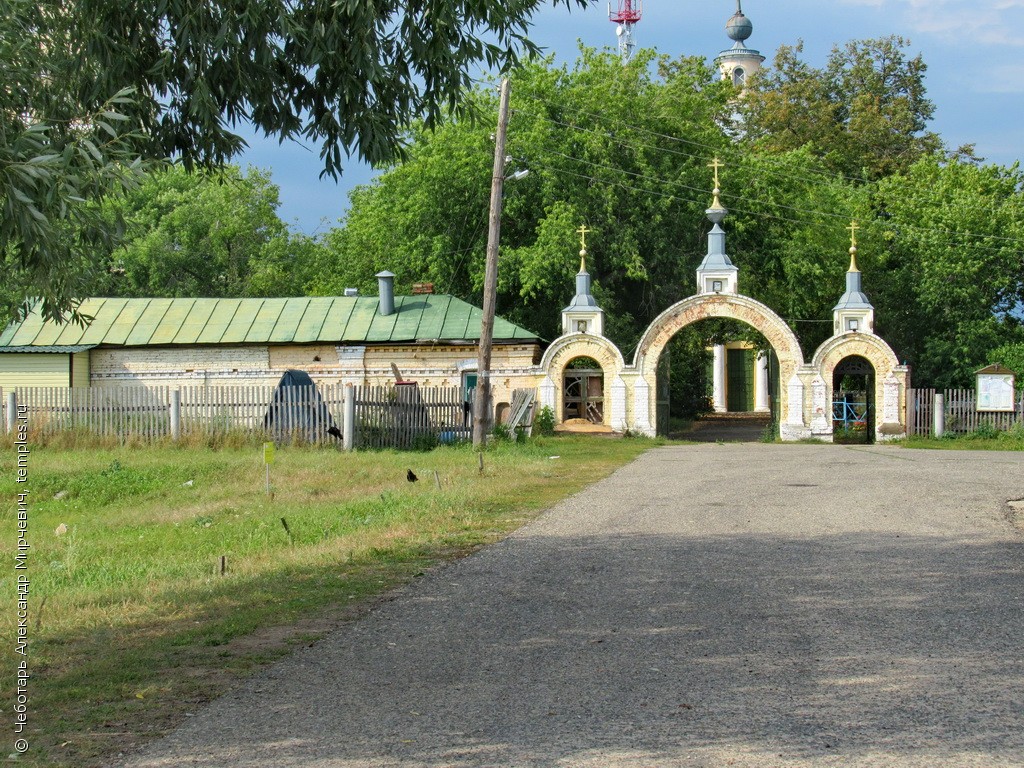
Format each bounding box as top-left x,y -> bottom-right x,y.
1,436 -> 653,767
899,435 -> 1024,450
900,423 -> 1024,450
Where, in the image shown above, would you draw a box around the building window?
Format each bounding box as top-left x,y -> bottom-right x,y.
733,67 -> 745,87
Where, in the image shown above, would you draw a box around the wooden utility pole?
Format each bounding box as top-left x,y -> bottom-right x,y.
473,77 -> 511,449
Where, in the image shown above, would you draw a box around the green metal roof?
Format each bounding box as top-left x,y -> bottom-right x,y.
0,297 -> 539,349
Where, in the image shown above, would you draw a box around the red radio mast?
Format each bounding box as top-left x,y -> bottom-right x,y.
609,1 -> 643,61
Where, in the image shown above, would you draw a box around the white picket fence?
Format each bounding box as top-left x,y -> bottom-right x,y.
0,384 -> 485,449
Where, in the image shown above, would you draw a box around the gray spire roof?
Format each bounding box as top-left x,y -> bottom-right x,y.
833,249 -> 873,311
697,206 -> 738,274
563,251 -> 600,312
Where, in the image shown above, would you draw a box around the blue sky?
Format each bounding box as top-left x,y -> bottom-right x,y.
236,0 -> 1024,235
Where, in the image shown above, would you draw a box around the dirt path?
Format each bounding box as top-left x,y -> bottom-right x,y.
117,444 -> 1024,767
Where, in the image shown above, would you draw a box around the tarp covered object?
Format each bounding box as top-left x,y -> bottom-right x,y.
264,369 -> 338,442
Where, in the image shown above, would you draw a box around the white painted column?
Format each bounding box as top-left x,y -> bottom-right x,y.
810,374 -> 831,435
780,373 -> 810,441
539,375 -> 557,411
633,379 -> 654,436
169,389 -> 181,441
343,383 -> 356,451
754,352 -> 770,413
609,376 -> 627,432
712,344 -> 727,413
879,373 -> 904,442
5,391 -> 16,435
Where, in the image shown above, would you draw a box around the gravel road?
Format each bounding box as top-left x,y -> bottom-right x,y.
118,444 -> 1024,767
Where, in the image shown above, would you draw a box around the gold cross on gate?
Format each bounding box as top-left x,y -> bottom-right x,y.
577,224 -> 592,252
847,220 -> 860,248
708,157 -> 724,190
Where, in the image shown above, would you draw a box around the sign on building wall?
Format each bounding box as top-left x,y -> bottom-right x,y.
976,364 -> 1016,412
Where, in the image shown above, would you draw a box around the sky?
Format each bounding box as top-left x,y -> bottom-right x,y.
236,0 -> 1024,235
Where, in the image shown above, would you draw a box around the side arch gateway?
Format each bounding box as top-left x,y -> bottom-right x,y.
811,333 -> 909,441
537,334 -> 629,431
629,293 -> 810,438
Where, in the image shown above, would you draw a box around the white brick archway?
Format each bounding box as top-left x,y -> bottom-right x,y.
539,334 -> 627,431
629,293 -> 809,438
811,334 -> 909,442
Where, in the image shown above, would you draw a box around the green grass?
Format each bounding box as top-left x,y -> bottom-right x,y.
900,422 -> 1024,450
0,436 -> 653,767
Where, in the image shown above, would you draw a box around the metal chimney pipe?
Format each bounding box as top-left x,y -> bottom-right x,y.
376,271 -> 395,316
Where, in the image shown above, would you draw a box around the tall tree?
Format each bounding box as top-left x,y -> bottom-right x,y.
91,165 -> 322,299
0,0 -> 588,321
741,37 -> 943,180
1,0 -> 147,322
869,157 -> 1024,387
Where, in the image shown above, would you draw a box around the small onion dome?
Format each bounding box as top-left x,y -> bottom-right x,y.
726,11 -> 753,42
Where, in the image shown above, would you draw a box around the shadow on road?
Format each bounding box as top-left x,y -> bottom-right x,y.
670,412 -> 771,443
123,530 -> 1024,767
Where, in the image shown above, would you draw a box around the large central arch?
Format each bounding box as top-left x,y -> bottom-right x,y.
631,293 -> 807,434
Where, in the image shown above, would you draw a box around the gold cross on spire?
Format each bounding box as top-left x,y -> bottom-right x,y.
577,224 -> 592,271
847,220 -> 860,272
708,158 -> 725,210
577,224 -> 591,253
577,225 -> 593,274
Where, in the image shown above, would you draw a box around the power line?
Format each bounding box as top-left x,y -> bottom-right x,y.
513,98 -> 878,188
542,148 -> 857,223
526,160 -> 1024,257
513,116 -> 1024,250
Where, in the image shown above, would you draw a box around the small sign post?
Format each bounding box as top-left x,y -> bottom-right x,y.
263,441 -> 275,495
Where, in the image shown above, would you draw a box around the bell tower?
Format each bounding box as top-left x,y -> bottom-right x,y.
714,0 -> 765,89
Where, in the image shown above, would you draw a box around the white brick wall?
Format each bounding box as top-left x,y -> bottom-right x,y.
88,342 -> 544,406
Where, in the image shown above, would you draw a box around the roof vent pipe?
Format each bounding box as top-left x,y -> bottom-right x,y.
343,287 -> 359,297
376,271 -> 395,316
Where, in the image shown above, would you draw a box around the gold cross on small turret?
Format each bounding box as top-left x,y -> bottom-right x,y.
577,224 -> 592,271
708,157 -> 724,210
847,220 -> 860,272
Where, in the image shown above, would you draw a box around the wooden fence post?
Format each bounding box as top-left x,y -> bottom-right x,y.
933,392 -> 944,438
5,391 -> 15,435
343,384 -> 355,451
170,389 -> 181,441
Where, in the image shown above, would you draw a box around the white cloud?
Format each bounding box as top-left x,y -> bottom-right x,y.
970,64 -> 1024,93
838,0 -> 1024,45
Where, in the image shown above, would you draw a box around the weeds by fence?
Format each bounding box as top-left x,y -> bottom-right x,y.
1,383 -> 488,449
908,387 -> 1024,437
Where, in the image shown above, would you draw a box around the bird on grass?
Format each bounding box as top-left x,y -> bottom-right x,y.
327,425 -> 342,439
407,469 -> 418,482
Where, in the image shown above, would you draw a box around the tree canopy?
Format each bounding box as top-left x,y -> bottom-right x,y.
90,165 -> 323,300
0,0 -> 587,321
741,37 -> 943,180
